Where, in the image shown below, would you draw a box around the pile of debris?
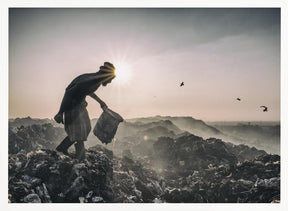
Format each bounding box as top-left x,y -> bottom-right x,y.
224,142 -> 267,161
112,155 -> 164,202
9,146 -> 113,203
151,134 -> 267,177
162,154 -> 280,203
9,123 -> 66,154
8,145 -> 163,203
8,127 -> 280,203
9,145 -> 279,203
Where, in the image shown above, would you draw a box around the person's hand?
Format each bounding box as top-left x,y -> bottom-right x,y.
54,113 -> 64,124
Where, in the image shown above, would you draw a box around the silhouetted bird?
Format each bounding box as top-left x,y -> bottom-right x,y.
237,98 -> 241,101
180,82 -> 184,87
260,106 -> 268,112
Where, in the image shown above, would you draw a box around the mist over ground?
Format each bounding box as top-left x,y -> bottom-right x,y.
8,115 -> 280,203
9,115 -> 280,155
88,116 -> 280,155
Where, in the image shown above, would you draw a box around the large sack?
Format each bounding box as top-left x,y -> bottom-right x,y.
93,108 -> 123,144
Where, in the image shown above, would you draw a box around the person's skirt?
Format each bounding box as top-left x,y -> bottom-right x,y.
64,105 -> 91,142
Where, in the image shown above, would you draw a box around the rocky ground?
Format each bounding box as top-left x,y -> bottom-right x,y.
8,123 -> 280,203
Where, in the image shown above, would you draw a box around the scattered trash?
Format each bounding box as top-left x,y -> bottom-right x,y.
23,194 -> 41,203
92,196 -> 104,203
8,122 -> 280,203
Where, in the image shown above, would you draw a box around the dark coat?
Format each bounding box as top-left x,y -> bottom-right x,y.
59,72 -> 105,113
59,72 -> 106,141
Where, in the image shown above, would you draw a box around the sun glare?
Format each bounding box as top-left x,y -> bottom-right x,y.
114,61 -> 132,84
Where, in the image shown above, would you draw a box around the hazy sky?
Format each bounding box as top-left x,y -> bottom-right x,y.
9,8 -> 280,121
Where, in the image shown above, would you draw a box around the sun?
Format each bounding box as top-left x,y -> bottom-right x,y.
113,61 -> 132,84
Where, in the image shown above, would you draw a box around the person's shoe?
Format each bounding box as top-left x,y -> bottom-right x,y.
74,141 -> 85,160
56,137 -> 74,155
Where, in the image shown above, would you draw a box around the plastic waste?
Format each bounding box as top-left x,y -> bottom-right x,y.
23,193 -> 41,203
93,108 -> 123,144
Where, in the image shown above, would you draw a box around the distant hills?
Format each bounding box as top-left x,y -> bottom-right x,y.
126,116 -> 222,139
9,115 -> 280,154
9,116 -> 58,128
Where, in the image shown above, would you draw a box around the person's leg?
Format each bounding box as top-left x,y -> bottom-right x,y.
74,141 -> 85,160
56,136 -> 74,155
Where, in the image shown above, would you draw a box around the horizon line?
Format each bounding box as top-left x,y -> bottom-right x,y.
8,115 -> 281,123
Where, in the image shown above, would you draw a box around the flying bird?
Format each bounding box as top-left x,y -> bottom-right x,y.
180,82 -> 184,87
260,106 -> 268,112
236,98 -> 241,101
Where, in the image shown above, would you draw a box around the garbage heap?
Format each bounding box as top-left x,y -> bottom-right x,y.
9,123 -> 66,154
9,147 -> 112,203
8,133 -> 280,203
8,145 -> 162,203
151,134 -> 267,177
161,154 -> 280,203
147,134 -> 280,203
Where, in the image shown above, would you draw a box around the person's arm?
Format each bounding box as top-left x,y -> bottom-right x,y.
89,92 -> 107,110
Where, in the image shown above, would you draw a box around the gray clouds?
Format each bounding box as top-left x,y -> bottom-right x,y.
9,8 -> 280,120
